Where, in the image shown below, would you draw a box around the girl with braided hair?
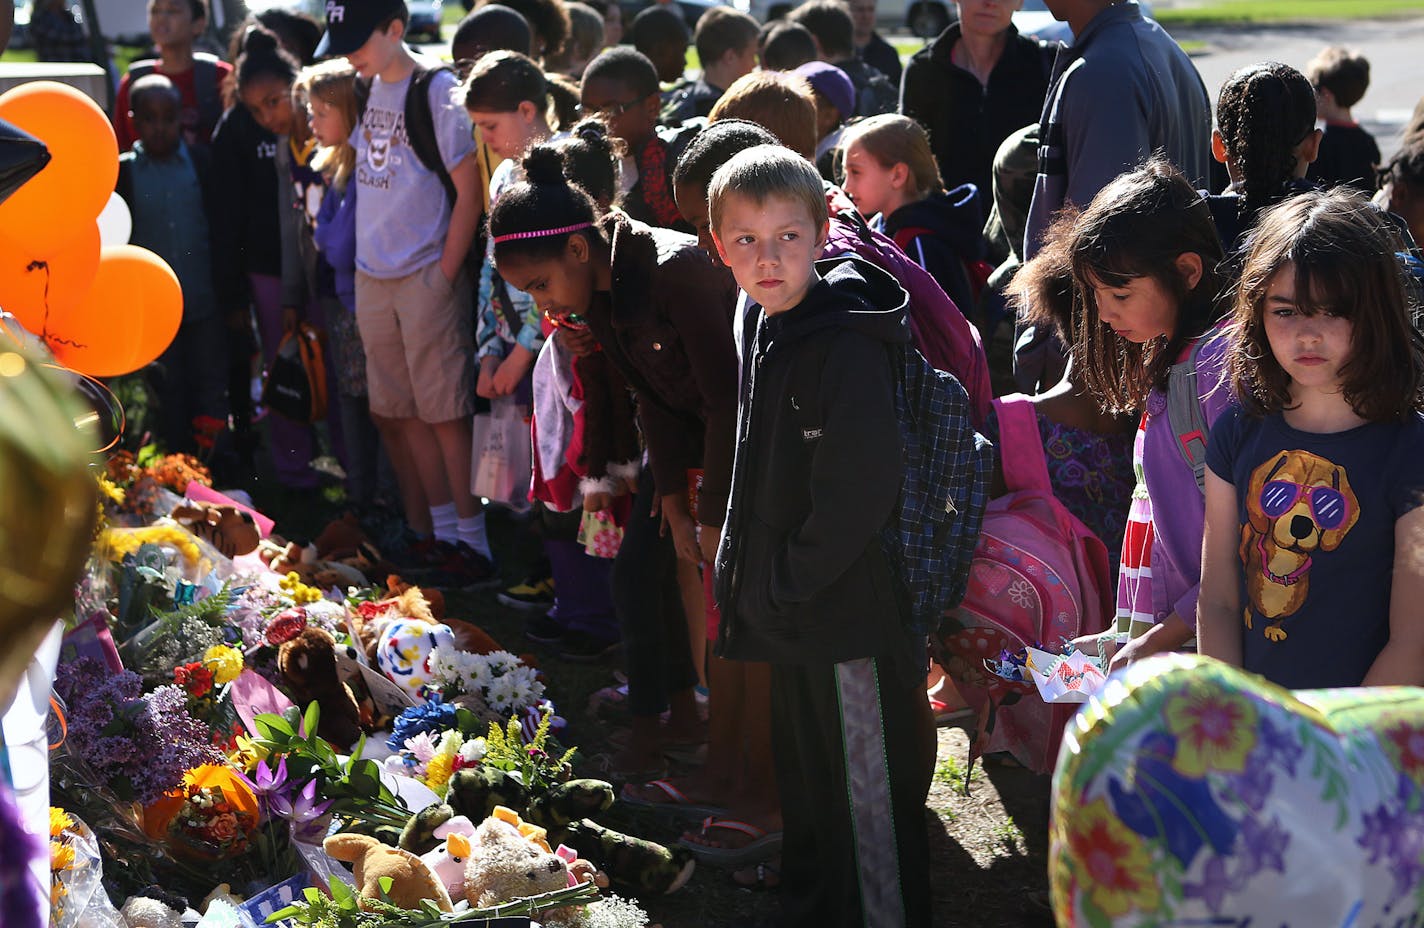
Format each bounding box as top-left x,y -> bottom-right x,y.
1207,61 -> 1322,255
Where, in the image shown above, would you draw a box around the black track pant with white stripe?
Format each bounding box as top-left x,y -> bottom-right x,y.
771,649 -> 936,928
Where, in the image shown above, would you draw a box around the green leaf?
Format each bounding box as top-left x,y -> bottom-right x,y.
282,704 -> 304,731
265,906 -> 301,922
303,701 -> 322,739
350,732 -> 367,763
303,887 -> 321,904
255,714 -> 295,740
378,875 -> 394,897
328,875 -> 355,907
347,759 -> 381,798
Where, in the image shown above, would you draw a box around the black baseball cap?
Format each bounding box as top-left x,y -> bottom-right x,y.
315,0 -> 407,58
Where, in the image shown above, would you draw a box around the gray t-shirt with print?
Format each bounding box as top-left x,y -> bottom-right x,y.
352,63 -> 473,279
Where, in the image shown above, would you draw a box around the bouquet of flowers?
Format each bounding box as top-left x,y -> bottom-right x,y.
154,765 -> 259,861
427,647 -> 546,716
54,658 -> 223,806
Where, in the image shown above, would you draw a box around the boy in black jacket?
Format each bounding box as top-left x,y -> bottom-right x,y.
708,145 -> 933,928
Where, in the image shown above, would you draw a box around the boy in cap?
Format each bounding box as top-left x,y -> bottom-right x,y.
318,0 -> 494,583
794,60 -> 855,181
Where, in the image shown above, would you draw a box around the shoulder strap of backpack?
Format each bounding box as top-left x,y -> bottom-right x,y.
992,394 -> 1052,495
405,64 -> 457,204
192,53 -> 221,120
890,225 -> 935,259
128,58 -> 157,80
115,155 -> 134,208
1165,335 -> 1211,495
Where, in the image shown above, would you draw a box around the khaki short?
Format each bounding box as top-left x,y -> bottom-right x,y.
355,260 -> 475,423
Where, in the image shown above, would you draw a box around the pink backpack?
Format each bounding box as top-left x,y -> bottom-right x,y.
935,395 -> 1114,774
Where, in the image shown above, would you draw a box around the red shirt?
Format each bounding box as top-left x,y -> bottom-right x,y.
113,57 -> 233,152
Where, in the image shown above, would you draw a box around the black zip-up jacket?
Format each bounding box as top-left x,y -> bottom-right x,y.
585,212 -> 739,526
883,184 -> 983,315
209,104 -> 281,317
900,23 -> 1054,202
714,256 -> 911,665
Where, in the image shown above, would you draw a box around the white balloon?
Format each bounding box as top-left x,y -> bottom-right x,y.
96,191 -> 132,246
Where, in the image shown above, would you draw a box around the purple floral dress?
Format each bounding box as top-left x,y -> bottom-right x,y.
984,406 -> 1134,568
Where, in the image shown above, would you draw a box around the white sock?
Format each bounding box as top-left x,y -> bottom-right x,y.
430,502 -> 458,545
458,513 -> 492,560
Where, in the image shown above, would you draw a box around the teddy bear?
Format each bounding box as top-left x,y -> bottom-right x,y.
119,886 -> 187,928
399,769 -> 693,897
170,502 -> 260,558
462,815 -> 587,920
323,832 -> 454,912
277,626 -> 365,748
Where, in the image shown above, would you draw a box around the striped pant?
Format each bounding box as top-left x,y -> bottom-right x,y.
771,649 -> 935,928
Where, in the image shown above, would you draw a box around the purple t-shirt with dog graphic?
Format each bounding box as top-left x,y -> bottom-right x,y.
1207,405 -> 1424,688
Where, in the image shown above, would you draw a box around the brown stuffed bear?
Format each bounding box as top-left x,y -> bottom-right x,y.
323,833 -> 453,912
277,626 -> 364,748
463,817 -> 574,914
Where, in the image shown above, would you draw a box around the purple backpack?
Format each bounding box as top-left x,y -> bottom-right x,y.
823,208 -> 992,428
935,395 -> 1114,774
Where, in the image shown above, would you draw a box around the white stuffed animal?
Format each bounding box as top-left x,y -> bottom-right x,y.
375,618 -> 456,697
419,815 -> 479,902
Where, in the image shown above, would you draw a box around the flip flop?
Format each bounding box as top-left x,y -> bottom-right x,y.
677,817 -> 783,868
619,779 -> 730,819
585,752 -> 668,786
732,860 -> 781,892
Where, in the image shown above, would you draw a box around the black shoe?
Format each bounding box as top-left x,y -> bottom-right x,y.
558,630 -> 621,663
421,541 -> 500,592
497,575 -> 556,611
524,612 -> 567,645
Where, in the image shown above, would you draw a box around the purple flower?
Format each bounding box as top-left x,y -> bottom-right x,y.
1235,815 -> 1289,877
1255,716 -> 1303,776
271,780 -> 334,844
1356,776 -> 1424,902
1228,763 -> 1274,813
1183,853 -> 1233,914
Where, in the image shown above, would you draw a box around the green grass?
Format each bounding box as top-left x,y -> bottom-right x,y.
934,754 -> 976,794
992,818 -> 1025,854
1154,0 -> 1424,26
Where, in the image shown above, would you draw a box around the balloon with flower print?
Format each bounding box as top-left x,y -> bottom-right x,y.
1051,654 -> 1424,927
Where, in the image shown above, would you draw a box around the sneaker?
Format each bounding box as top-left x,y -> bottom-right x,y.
421,541 -> 500,592
388,531 -> 444,570
559,630 -> 621,663
524,612 -> 568,645
498,575 -> 556,611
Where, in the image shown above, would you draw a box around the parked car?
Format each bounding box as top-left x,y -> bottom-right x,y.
1012,0 -> 1156,45
733,0 -> 955,40
405,0 -> 443,43
618,0 -> 721,33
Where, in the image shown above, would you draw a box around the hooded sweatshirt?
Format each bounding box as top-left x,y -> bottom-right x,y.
882,184 -> 983,317
715,255 -> 914,665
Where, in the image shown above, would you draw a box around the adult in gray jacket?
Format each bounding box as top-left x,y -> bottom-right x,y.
1016,0 -> 1210,390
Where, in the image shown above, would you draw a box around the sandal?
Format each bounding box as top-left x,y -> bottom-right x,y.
732,860 -> 781,891
585,752 -> 668,785
619,779 -> 730,819
677,817 -> 783,868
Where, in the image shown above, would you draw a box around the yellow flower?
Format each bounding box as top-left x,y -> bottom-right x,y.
50,840 -> 74,872
1057,799 -> 1160,918
425,753 -> 455,793
1164,681 -> 1258,778
229,734 -> 269,772
97,474 -> 125,505
49,807 -> 73,838
101,525 -> 201,566
204,644 -> 245,685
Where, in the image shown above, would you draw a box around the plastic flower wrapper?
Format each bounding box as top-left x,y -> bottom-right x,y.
47,810 -> 126,928
143,765 -> 260,863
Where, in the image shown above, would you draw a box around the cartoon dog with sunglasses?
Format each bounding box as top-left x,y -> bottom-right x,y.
1240,450 -> 1359,641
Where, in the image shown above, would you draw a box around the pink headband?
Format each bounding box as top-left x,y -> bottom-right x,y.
492,222 -> 593,244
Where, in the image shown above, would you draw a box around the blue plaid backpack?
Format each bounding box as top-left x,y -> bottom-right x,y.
881,343 -> 993,637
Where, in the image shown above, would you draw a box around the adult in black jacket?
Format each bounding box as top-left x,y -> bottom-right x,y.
900,16 -> 1054,206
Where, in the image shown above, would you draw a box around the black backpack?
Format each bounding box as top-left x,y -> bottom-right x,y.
354,63 -> 457,204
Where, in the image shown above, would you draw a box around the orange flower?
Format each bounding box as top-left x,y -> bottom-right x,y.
1057,799 -> 1160,918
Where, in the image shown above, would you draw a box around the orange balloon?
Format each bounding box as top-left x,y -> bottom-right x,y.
0,223 -> 100,332
45,245 -> 181,377
0,82 -> 119,256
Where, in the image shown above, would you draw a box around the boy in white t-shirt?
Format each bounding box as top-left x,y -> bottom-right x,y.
317,0 -> 493,585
